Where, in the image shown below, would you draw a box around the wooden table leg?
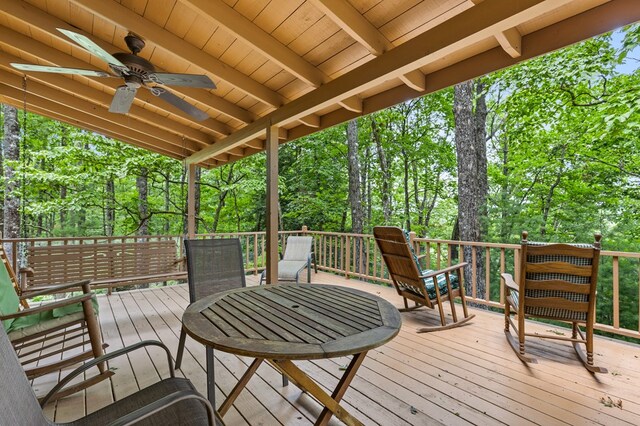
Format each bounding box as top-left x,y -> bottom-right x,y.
273,353 -> 368,426
316,352 -> 367,426
219,358 -> 264,417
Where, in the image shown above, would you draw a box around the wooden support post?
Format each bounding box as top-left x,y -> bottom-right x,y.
266,125 -> 279,284
187,163 -> 196,239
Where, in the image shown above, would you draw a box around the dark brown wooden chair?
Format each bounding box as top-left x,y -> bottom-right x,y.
374,226 -> 475,332
502,231 -> 607,373
0,246 -> 112,401
0,322 -> 223,425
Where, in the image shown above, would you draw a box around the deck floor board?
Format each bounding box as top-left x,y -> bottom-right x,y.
35,272 -> 640,425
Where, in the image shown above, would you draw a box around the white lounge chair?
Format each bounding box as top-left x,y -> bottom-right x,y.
260,236 -> 317,284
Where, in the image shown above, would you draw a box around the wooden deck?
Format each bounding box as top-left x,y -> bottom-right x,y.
34,272 -> 640,425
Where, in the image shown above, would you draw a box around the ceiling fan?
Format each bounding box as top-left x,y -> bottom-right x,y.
11,28 -> 215,121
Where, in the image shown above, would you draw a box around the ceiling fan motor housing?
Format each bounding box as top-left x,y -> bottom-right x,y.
111,52 -> 155,88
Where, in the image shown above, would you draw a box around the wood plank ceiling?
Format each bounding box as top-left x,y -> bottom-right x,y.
1,0 -> 638,168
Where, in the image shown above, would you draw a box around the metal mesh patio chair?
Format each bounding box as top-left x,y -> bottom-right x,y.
502,231 -> 606,373
175,238 -> 246,370
0,321 -> 223,425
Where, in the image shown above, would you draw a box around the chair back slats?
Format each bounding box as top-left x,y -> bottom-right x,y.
524,280 -> 592,294
524,297 -> 589,312
376,231 -> 426,297
526,262 -> 593,276
518,233 -> 600,322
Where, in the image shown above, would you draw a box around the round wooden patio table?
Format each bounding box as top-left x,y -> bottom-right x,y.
182,283 -> 401,426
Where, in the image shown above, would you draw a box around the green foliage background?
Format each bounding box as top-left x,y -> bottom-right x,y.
1,26 -> 639,332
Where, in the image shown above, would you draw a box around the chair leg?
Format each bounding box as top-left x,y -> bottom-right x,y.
175,328 -> 187,370
259,270 -> 265,285
503,307 -> 537,364
572,323 -> 607,373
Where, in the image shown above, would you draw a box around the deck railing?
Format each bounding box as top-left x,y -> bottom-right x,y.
3,228 -> 639,340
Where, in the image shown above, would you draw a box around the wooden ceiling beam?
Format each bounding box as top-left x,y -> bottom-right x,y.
338,96 -> 363,113
298,114 -> 321,128
0,71 -> 204,152
276,0 -> 640,150
68,0 -> 285,107
399,70 -> 426,92
0,86 -> 196,159
244,139 -> 265,150
188,0 -> 569,164
310,0 -> 426,93
310,0 -> 390,55
495,27 -> 522,58
0,25 -> 233,137
0,0 -> 255,124
181,0 -> 326,87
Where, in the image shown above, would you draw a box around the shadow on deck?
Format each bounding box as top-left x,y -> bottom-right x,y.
34,272 -> 640,425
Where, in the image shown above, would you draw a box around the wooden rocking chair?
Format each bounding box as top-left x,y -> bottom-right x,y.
502,231 -> 607,373
374,226 -> 475,332
0,246 -> 112,400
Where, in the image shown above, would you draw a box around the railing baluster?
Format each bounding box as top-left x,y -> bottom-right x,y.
613,256 -> 620,330
485,247 -> 491,302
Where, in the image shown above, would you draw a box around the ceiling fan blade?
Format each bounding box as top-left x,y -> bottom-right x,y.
10,63 -> 113,77
57,28 -> 128,72
147,73 -> 216,89
150,87 -> 209,121
109,85 -> 137,114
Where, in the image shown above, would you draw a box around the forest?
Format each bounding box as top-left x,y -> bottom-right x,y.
2,24 -> 638,336
2,25 -> 638,248
0,24 -> 640,329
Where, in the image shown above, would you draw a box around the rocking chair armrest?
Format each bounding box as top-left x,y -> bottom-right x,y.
20,279 -> 92,299
106,390 -> 216,426
420,262 -> 468,279
501,273 -> 519,292
0,293 -> 93,320
41,340 -> 175,407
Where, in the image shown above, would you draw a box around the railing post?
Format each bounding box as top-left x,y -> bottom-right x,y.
345,235 -> 351,279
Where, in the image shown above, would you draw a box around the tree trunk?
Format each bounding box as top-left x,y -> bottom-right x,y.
136,167 -> 149,236
194,166 -> 201,234
370,117 -> 392,223
164,174 -> 171,234
3,105 -> 21,252
105,177 -> 115,236
453,80 -> 488,301
346,119 -> 364,272
402,148 -> 411,230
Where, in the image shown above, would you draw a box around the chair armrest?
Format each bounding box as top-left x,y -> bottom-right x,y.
20,279 -> 92,299
420,262 -> 468,279
106,390 -> 217,426
501,273 -> 519,292
19,266 -> 34,276
41,340 -> 175,407
0,293 -> 93,320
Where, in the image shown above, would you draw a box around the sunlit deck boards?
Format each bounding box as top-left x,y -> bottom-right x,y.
37,272 -> 640,425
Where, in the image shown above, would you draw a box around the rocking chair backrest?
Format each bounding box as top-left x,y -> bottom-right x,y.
518,231 -> 601,323
0,325 -> 51,425
373,226 -> 426,297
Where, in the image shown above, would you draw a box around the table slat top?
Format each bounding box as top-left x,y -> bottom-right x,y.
182,284 -> 401,359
